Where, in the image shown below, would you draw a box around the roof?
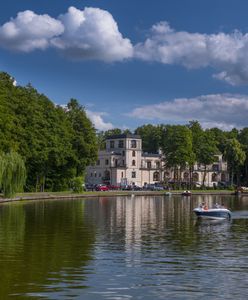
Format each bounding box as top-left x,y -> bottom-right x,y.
106,134 -> 141,140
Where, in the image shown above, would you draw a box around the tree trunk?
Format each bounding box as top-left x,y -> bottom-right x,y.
202,165 -> 207,187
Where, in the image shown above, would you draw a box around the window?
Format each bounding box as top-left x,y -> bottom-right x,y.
183,172 -> 189,179
132,150 -> 136,157
156,161 -> 160,168
110,141 -> 115,148
132,171 -> 136,178
90,173 -> 93,177
212,173 -> 218,182
118,140 -> 124,148
131,140 -> 137,148
132,160 -> 136,166
221,173 -> 226,181
193,172 -> 199,182
121,172 -> 124,178
122,151 -> 125,156
105,159 -> 109,165
147,161 -> 151,168
97,160 -> 100,165
94,172 -> 97,177
99,173 -> 101,177
122,160 -> 125,166
153,171 -> 160,181
212,164 -> 219,172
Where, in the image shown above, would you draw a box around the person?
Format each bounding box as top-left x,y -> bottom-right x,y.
214,203 -> 220,208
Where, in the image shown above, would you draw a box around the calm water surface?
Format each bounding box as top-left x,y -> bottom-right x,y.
0,195 -> 248,299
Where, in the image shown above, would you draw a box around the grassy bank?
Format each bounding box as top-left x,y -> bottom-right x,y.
0,189 -> 236,203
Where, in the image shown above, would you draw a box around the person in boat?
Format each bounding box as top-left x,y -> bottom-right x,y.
214,203 -> 220,208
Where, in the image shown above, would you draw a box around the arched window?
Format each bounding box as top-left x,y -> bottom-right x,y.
132,160 -> 136,166
164,171 -> 170,180
212,173 -> 218,182
183,172 -> 189,179
193,172 -> 199,182
153,171 -> 160,181
132,151 -> 136,157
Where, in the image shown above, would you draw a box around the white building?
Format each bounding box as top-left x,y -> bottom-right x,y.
86,134 -> 229,187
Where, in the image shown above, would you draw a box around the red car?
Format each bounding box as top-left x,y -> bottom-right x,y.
96,184 -> 109,191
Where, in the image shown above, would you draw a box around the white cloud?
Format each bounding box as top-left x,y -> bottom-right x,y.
51,7 -> 133,61
134,22 -> 248,85
0,10 -> 63,52
86,110 -> 114,131
127,94 -> 248,130
0,7 -> 133,62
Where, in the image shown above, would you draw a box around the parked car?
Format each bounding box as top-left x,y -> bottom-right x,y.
143,184 -> 164,191
96,184 -> 109,191
85,183 -> 95,191
107,184 -> 120,190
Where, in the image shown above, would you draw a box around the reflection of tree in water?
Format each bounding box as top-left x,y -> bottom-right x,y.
0,199 -> 96,298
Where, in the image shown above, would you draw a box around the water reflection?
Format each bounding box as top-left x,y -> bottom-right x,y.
0,195 -> 248,299
0,200 -> 96,299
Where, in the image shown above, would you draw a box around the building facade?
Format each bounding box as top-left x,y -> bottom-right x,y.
86,134 -> 229,187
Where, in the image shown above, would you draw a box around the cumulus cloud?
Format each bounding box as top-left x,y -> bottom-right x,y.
3,8 -> 248,84
127,94 -> 248,130
0,7 -> 133,62
86,110 -> 114,131
51,7 -> 133,61
135,22 -> 248,85
0,10 -> 63,51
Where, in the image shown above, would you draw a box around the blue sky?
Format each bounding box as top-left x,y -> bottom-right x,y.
1,0 -> 248,131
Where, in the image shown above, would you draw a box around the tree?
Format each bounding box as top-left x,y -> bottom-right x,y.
0,152 -> 26,198
239,127 -> 248,185
67,99 -> 98,177
197,130 -> 218,187
135,124 -> 161,153
224,138 -> 246,186
160,125 -> 194,188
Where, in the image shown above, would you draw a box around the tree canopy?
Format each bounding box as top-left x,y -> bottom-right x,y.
0,72 -> 98,193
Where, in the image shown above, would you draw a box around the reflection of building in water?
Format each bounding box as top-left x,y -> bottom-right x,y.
114,196 -> 193,248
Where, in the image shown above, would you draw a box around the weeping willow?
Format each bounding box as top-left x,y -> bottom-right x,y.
0,152 -> 26,198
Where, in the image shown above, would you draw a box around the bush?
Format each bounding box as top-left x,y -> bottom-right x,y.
70,177 -> 85,193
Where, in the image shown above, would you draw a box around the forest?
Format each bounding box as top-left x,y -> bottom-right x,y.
0,72 -> 98,195
0,71 -> 248,196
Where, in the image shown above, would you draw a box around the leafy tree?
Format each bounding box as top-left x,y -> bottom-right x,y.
239,127 -> 248,185
197,130 -> 218,186
224,138 -> 246,186
0,152 -> 26,198
0,72 -> 98,192
160,125 -> 194,188
135,124 -> 161,153
66,99 -> 98,177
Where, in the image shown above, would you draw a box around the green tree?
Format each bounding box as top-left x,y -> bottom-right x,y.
0,152 -> 26,198
160,125 -> 194,188
67,99 -> 98,177
239,127 -> 248,185
197,130 -> 218,187
224,138 -> 246,186
135,124 -> 161,153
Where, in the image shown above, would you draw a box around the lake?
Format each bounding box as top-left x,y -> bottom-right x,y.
0,194 -> 248,299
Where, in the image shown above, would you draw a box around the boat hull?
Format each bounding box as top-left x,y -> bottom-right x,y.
193,208 -> 231,220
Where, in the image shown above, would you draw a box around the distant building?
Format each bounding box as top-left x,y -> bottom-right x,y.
86,134 -> 229,187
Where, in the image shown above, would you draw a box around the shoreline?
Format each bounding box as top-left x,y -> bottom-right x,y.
0,190 -> 237,204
